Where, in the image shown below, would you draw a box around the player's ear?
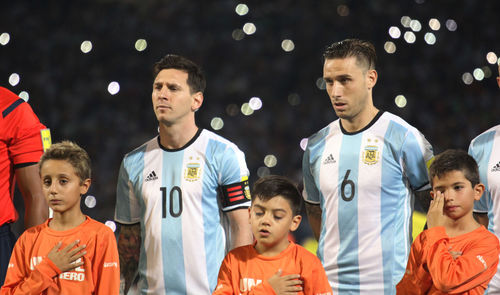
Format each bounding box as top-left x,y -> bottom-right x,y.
366,69 -> 378,89
430,190 -> 435,199
289,215 -> 302,232
79,178 -> 91,195
191,92 -> 203,112
473,183 -> 485,201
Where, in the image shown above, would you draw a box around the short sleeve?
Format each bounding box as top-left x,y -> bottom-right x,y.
401,129 -> 434,191
302,146 -> 320,204
114,158 -> 141,224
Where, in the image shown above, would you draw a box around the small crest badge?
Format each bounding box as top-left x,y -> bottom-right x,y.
184,162 -> 201,182
362,145 -> 379,165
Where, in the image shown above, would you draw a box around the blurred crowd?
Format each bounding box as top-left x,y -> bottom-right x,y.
1,0 -> 499,242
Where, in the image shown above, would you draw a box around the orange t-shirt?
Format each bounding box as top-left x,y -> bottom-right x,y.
1,216 -> 119,295
397,226 -> 500,294
213,241 -> 332,295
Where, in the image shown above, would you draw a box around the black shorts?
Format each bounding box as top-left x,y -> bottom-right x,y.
0,223 -> 16,286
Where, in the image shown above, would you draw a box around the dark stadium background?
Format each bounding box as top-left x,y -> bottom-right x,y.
2,0 -> 499,243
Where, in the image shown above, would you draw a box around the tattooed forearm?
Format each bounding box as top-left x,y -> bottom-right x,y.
118,223 -> 141,294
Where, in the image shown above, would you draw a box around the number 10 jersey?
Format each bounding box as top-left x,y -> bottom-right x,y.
115,129 -> 250,294
302,111 -> 433,295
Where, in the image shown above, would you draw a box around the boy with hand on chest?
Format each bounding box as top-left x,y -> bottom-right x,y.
1,141 -> 119,294
397,149 -> 500,294
213,175 -> 332,295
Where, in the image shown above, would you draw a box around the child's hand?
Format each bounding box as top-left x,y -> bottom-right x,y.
47,240 -> 87,273
427,191 -> 448,228
267,269 -> 303,295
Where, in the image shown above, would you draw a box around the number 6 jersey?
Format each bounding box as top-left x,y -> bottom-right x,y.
302,111 -> 433,295
115,129 -> 250,294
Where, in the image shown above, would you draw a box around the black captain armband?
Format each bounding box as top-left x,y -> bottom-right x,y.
220,178 -> 251,209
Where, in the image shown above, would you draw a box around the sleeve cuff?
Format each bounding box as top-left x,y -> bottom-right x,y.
36,258 -> 62,278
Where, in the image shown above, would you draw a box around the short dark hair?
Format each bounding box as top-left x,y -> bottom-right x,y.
323,38 -> 377,70
153,54 -> 206,94
429,149 -> 480,187
39,141 -> 91,184
252,175 -> 303,215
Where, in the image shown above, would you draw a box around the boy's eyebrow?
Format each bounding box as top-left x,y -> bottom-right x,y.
433,181 -> 467,190
253,204 -> 288,213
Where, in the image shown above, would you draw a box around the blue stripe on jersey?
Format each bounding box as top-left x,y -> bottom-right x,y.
381,121 -> 407,294
203,139 -> 227,291
161,151 -> 186,293
402,131 -> 429,190
303,126 -> 329,262
337,134 -> 361,293
471,130 -> 495,230
117,146 -> 147,222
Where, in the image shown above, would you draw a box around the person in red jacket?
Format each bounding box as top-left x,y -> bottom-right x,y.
213,175 -> 332,295
1,141 -> 119,294
0,86 -> 50,286
397,149 -> 500,294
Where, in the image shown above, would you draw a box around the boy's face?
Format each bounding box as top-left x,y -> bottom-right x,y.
430,170 -> 484,220
40,159 -> 90,214
249,195 -> 301,255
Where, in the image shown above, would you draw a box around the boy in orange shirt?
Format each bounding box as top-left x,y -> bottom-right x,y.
1,141 -> 120,294
397,149 -> 500,294
213,175 -> 332,295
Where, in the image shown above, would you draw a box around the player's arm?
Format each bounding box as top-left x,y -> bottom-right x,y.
474,213 -> 489,228
305,202 -> 322,241
15,163 -> 48,228
226,209 -> 253,249
117,223 -> 141,294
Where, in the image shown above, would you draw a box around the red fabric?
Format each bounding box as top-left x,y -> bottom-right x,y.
0,87 -> 45,225
1,216 -> 120,295
397,226 -> 500,294
213,241 -> 332,295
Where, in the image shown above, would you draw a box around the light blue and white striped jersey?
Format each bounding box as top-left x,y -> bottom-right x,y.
302,111 -> 433,295
115,129 -> 250,295
470,125 -> 500,294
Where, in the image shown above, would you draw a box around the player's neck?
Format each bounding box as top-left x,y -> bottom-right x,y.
444,213 -> 480,238
159,122 -> 199,149
49,210 -> 86,231
340,105 -> 379,133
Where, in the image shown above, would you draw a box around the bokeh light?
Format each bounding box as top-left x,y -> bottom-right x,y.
85,195 -> 97,208
424,32 -> 436,45
243,23 -> 256,35
18,91 -> 29,102
337,4 -> 349,16
232,29 -> 245,41
445,19 -> 457,31
384,41 -> 396,54
288,93 -> 301,106
473,68 -> 484,81
257,167 -> 270,177
401,16 -> 411,28
235,3 -> 249,16
80,40 -> 92,53
241,102 -> 254,115
462,72 -> 473,85
300,138 -> 308,151
9,73 -> 20,86
135,39 -> 147,51
0,32 -> 10,46
210,117 -> 224,130
105,221 -> 117,232
316,77 -> 326,90
249,97 -> 262,110
264,155 -> 277,168
388,26 -> 401,39
428,18 -> 441,30
107,81 -> 120,95
409,19 -> 422,32
395,95 -> 407,108
281,39 -> 295,52
404,31 -> 416,44
486,52 -> 498,64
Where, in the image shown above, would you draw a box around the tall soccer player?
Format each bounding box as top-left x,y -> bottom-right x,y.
114,54 -> 253,294
0,86 -> 50,286
470,62 -> 500,293
302,39 -> 434,294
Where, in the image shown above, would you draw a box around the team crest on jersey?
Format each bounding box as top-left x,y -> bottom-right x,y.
184,158 -> 202,182
362,145 -> 380,165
